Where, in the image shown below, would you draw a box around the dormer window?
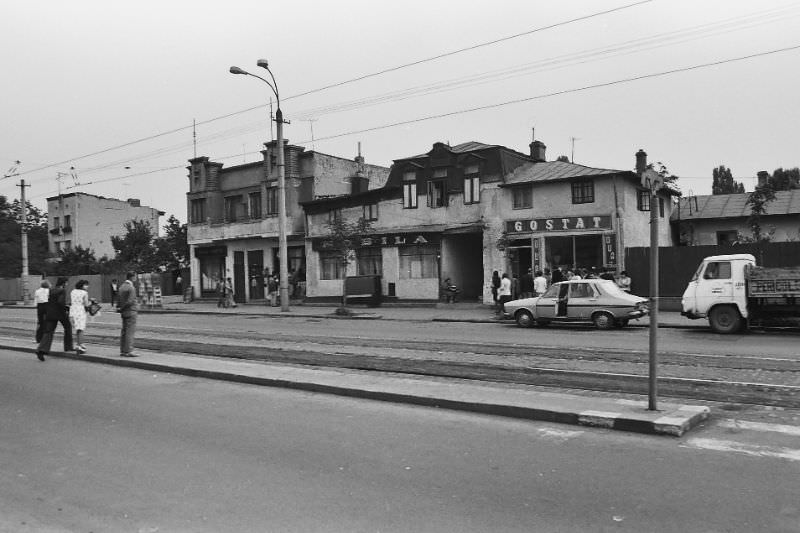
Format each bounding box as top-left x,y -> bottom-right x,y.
402,171 -> 417,209
428,180 -> 447,208
463,164 -> 480,205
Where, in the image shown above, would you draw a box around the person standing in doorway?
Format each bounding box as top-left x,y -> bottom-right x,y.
117,271 -> 139,357
69,280 -> 90,354
109,278 -> 119,307
490,271 -> 501,307
36,277 -> 74,361
520,268 -> 534,298
533,270 -> 548,296
33,279 -> 50,343
496,273 -> 512,317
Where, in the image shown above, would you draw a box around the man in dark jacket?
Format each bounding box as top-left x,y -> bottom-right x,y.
36,277 -> 74,361
117,271 -> 139,357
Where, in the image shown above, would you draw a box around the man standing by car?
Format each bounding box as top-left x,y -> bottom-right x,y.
117,271 -> 138,357
533,270 -> 548,296
496,273 -> 512,317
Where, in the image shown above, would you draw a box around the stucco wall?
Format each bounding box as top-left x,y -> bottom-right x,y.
678,215 -> 800,245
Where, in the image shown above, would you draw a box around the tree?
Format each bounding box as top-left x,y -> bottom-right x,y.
111,219 -> 161,272
556,155 -> 571,163
712,165 -> 745,194
155,215 -> 189,271
50,246 -> 101,276
647,161 -> 679,185
322,216 -> 372,314
745,183 -> 777,242
767,167 -> 800,191
0,195 -> 50,277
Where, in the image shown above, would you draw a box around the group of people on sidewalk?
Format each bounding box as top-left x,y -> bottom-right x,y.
34,271 -> 139,361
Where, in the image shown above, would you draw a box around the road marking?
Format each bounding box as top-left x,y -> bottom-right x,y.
684,437 -> 800,462
537,428 -> 584,439
718,419 -> 800,436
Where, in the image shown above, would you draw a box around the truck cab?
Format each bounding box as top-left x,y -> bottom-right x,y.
681,254 -> 755,333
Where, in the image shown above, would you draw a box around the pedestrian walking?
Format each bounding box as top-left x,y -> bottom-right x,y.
225,277 -> 237,308
69,280 -> 90,355
490,270 -> 501,305
36,277 -> 74,361
617,270 -> 632,292
34,279 -> 50,343
216,277 -> 226,308
117,271 -> 139,357
267,275 -> 279,307
533,270 -> 548,296
496,273 -> 512,317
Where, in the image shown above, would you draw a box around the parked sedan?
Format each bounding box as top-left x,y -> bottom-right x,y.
502,279 -> 649,329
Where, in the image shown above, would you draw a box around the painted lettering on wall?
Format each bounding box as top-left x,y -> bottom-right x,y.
506,216 -> 611,234
313,232 -> 440,251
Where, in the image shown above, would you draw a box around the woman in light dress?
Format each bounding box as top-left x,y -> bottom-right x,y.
69,280 -> 90,354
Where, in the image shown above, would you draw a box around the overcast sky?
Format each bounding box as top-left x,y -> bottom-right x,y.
2,0 -> 799,227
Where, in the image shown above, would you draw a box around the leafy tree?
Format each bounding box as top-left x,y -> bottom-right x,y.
50,246 -> 101,276
0,195 -> 49,277
712,165 -> 745,194
647,161 -> 679,185
766,167 -> 800,191
556,155 -> 571,163
323,216 -> 372,314
155,215 -> 188,271
745,183 -> 777,242
111,219 -> 161,272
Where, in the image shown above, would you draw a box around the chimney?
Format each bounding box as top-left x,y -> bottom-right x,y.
351,142 -> 369,194
635,149 -> 647,175
127,198 -> 141,207
529,140 -> 546,163
757,171 -> 770,187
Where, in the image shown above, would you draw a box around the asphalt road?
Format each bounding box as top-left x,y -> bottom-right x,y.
3,349 -> 799,533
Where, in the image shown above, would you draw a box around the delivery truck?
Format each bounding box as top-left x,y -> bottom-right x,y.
681,253 -> 800,333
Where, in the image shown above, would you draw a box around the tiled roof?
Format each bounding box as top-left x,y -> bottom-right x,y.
672,190 -> 800,221
502,160 -> 625,186
401,141 -> 501,160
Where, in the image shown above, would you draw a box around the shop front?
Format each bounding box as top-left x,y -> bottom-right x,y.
504,215 -> 618,275
193,245 -> 227,296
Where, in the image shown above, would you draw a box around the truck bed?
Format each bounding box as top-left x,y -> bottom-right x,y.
746,266 -> 800,297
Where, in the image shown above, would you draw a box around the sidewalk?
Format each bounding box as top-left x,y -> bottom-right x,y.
1,335 -> 709,437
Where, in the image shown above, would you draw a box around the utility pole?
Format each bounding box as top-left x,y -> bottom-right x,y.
17,179 -> 30,304
641,168 -> 663,411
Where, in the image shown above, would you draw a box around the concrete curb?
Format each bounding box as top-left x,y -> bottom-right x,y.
10,345 -> 709,437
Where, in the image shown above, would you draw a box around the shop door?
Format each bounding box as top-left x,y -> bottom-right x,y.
248,251 -> 264,299
233,251 -> 245,303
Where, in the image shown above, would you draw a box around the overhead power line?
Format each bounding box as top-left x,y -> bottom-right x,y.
16,0 -> 654,178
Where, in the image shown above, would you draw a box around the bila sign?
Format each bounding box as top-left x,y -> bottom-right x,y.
505,215 -> 611,234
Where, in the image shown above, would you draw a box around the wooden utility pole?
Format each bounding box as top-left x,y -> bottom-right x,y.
17,179 -> 30,304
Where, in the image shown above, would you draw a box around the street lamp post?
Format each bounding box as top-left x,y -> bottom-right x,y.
230,60 -> 290,312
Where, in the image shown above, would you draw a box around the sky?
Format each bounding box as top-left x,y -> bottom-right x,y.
2,0 -> 799,231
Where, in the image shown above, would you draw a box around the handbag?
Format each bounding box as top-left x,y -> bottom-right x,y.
86,301 -> 102,316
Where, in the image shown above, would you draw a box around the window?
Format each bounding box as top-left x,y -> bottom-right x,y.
512,186 -> 532,209
432,168 -> 448,179
319,251 -> 344,280
63,215 -> 71,230
224,196 -> 240,222
266,187 -> 278,216
363,203 -> 378,221
63,240 -> 72,252
52,216 -> 59,229
328,208 -> 342,224
703,261 -> 731,280
659,197 -> 665,218
357,248 -> 382,275
399,245 -> 438,279
571,179 -> 594,204
637,190 -> 651,211
569,283 -> 596,299
463,173 -> 480,205
716,230 -> 738,246
190,198 -> 206,223
192,169 -> 200,186
428,180 -> 447,208
248,192 -> 262,219
402,171 -> 417,209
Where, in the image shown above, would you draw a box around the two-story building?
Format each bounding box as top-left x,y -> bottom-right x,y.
46,192 -> 164,258
186,140 -> 389,301
303,140 -> 678,304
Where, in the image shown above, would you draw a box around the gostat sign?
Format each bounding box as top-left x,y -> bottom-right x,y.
505,215 -> 611,234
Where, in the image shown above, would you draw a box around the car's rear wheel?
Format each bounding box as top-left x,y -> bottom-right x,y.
592,312 -> 615,330
709,305 -> 743,334
515,310 -> 535,328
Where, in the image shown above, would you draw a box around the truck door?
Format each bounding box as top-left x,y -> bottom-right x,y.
695,260 -> 733,313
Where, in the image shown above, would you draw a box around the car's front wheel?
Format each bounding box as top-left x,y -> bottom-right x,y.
515,309 -> 535,328
592,312 -> 615,330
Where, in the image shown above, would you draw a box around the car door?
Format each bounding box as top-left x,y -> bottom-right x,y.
568,282 -> 595,321
695,260 -> 734,314
535,284 -> 562,320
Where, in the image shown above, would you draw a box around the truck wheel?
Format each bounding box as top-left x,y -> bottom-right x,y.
515,310 -> 535,328
592,312 -> 614,330
709,305 -> 743,334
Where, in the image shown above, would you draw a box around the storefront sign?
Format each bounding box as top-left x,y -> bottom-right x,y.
505,216 -> 611,234
604,234 -> 617,266
313,232 -> 441,251
194,245 -> 227,257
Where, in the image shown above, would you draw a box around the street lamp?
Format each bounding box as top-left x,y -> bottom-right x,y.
229,60 -> 290,312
